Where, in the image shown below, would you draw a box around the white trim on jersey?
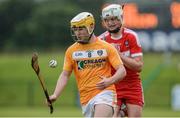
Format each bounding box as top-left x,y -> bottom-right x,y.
124,28 -> 142,47
131,53 -> 143,58
98,31 -> 109,41
121,50 -> 142,58
72,49 -> 107,60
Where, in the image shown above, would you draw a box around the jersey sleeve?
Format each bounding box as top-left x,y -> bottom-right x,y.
63,48 -> 73,72
107,44 -> 123,69
129,33 -> 143,57
98,31 -> 109,41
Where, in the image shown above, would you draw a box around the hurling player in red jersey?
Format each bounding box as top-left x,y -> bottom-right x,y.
99,4 -> 144,117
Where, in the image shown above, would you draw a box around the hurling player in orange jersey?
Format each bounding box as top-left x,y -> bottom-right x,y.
99,4 -> 144,117
48,12 -> 126,117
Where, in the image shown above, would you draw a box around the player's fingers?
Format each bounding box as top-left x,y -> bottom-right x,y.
96,81 -> 105,89
46,99 -> 54,107
96,83 -> 104,87
46,95 -> 56,105
49,96 -> 56,103
46,99 -> 51,106
97,75 -> 105,80
96,85 -> 105,90
96,80 -> 104,85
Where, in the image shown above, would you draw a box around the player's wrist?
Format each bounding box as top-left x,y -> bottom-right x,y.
109,77 -> 115,85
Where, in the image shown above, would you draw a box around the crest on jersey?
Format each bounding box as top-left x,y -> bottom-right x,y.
125,40 -> 129,47
97,50 -> 103,56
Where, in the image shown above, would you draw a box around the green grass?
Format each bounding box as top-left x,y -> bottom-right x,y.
143,53 -> 180,107
0,106 -> 180,117
143,107 -> 180,117
0,106 -> 83,117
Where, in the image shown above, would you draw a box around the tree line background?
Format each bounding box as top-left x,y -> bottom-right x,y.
0,0 -> 105,52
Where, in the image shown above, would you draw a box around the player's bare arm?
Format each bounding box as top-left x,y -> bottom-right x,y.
120,54 -> 143,72
49,70 -> 72,102
96,64 -> 126,89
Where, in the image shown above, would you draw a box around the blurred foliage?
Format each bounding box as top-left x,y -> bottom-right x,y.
0,0 -> 104,52
0,0 -> 35,50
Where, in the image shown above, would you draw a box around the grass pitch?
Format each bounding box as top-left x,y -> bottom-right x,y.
0,106 -> 180,117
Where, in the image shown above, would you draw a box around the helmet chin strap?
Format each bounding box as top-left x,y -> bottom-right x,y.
108,24 -> 122,33
108,27 -> 120,33
77,31 -> 94,44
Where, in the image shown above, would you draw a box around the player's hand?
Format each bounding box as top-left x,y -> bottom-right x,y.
46,94 -> 57,106
96,76 -> 113,90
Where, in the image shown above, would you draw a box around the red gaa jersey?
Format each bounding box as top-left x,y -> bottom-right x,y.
99,28 -> 143,90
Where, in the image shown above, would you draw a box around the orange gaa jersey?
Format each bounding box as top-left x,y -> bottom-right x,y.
63,37 -> 123,105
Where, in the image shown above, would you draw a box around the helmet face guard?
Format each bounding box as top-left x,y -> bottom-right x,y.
102,4 -> 123,22
70,12 -> 95,44
102,4 -> 123,33
70,26 -> 94,44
